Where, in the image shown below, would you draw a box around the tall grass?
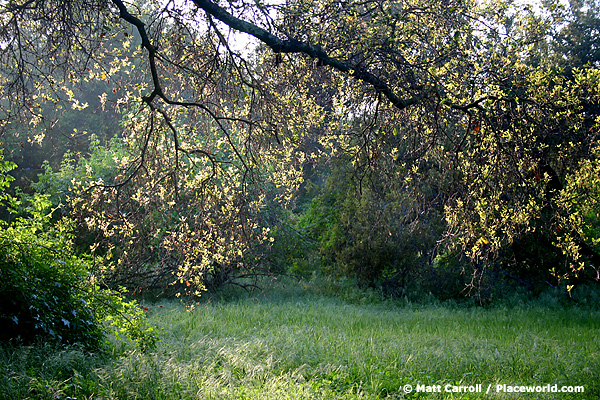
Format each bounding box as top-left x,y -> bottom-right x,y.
1,280 -> 599,399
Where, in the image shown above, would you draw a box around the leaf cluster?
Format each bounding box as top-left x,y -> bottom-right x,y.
0,151 -> 157,350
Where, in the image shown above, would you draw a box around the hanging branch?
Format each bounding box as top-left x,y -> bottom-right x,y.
111,0 -> 252,177
191,0 -> 431,111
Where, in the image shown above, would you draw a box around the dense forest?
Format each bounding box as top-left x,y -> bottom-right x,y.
1,0 -> 600,350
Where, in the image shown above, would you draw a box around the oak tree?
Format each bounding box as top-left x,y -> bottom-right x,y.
1,0 -> 599,297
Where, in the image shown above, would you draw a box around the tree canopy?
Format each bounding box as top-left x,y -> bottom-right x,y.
1,0 -> 599,302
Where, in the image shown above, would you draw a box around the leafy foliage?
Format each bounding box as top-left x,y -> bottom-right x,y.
1,0 -> 600,302
443,65 -> 600,295
0,151 -> 157,350
293,157 -> 444,294
33,120 -> 280,295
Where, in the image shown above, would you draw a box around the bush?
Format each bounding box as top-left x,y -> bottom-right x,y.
295,158 -> 446,295
0,152 -> 157,350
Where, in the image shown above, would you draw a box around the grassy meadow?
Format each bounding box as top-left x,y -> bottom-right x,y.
1,280 -> 599,399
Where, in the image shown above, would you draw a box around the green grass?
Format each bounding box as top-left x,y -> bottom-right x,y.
1,282 -> 599,399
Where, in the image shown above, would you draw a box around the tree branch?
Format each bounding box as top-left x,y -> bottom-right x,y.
111,0 -> 163,103
190,0 -> 428,111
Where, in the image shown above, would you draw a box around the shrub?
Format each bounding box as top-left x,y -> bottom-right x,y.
296,158 -> 446,295
0,152 -> 157,350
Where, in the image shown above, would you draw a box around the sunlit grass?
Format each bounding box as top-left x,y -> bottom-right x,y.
1,282 -> 599,399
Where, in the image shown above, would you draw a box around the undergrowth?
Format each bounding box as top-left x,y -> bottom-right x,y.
1,278 -> 598,399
